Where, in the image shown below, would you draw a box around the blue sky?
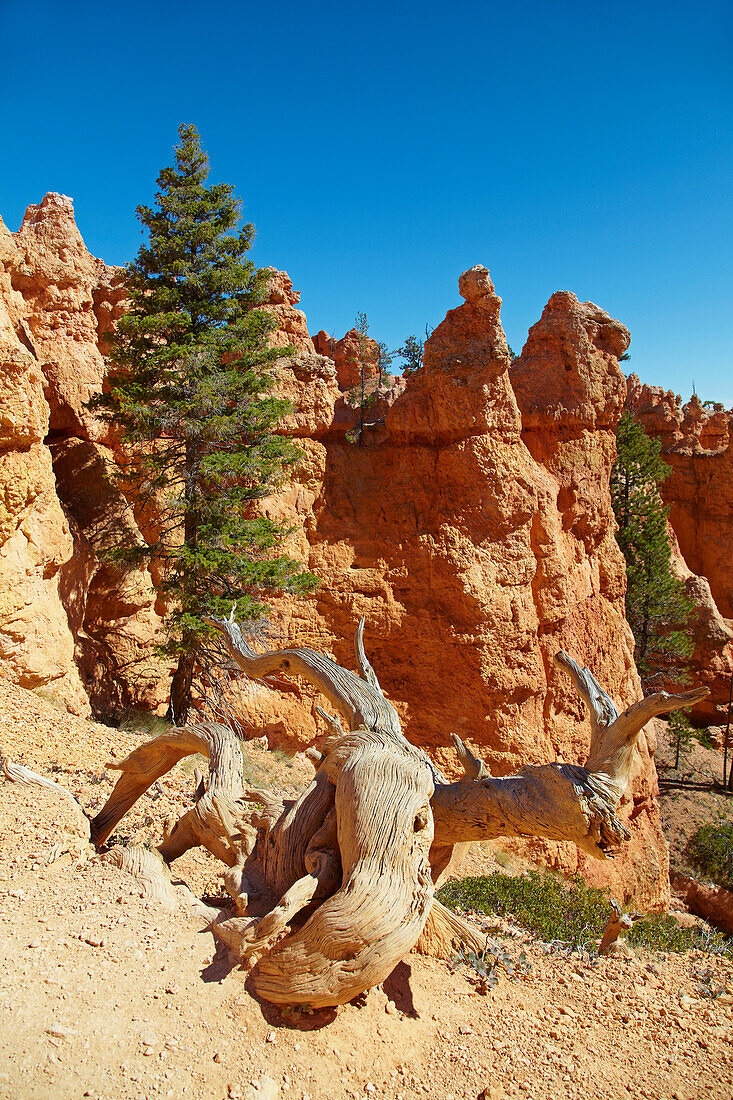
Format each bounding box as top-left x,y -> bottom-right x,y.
2,0 -> 731,403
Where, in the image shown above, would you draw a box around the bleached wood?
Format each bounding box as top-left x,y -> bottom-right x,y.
249,732 -> 435,1007
555,650 -> 708,798
432,654 -> 709,858
205,612 -> 404,740
1,753 -> 90,840
599,899 -> 639,956
105,845 -> 178,912
58,629 -> 710,1008
415,898 -> 486,958
91,720 -> 247,865
354,616 -> 384,697
451,734 -> 489,780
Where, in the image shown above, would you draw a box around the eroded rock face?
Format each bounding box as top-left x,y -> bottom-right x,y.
3,195 -> 167,716
676,875 -> 733,934
260,268 -> 668,908
666,525 -> 733,725
261,269 -> 316,356
313,327 -> 381,390
11,193 -> 112,442
626,377 -> 733,620
512,292 -> 629,433
0,215 -> 89,714
625,377 -> 733,724
51,437 -> 167,716
0,200 -> 670,906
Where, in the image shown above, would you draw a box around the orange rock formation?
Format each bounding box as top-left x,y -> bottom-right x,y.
0,208 -> 89,714
626,376 -> 733,722
259,267 -> 668,907
313,326 -> 382,390
1,194 -> 165,717
0,197 -> 679,906
626,377 -> 733,618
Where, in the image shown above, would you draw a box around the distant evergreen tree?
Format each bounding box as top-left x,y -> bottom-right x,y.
611,411 -> 692,687
93,124 -> 317,721
375,341 -> 392,386
345,311 -> 375,446
396,334 -> 424,373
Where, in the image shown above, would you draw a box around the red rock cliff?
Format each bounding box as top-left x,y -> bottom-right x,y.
3,195 -> 166,717
0,210 -> 89,714
626,376 -> 733,722
626,377 -> 733,618
0,201 -> 671,906
256,268 -> 668,907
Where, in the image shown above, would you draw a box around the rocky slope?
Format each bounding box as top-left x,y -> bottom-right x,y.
2,677 -> 732,1100
0,195 -> 684,907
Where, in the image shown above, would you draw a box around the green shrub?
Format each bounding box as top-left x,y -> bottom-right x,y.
31,686 -> 68,713
628,914 -> 729,954
688,821 -> 733,890
437,870 -> 731,955
438,870 -> 609,948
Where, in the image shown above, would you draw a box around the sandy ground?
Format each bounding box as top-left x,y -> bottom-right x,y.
1,679 -> 732,1100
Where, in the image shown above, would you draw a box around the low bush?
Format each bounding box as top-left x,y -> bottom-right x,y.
437,869 -> 731,955
688,821 -> 733,890
438,870 -> 609,950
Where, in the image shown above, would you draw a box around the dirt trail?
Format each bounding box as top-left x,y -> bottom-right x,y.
1,680 -> 732,1100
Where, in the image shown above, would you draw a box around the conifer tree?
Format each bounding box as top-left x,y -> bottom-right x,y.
94,124 -> 317,721
611,411 -> 692,687
396,334 -> 424,373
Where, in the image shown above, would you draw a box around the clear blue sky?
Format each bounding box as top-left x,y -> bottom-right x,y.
2,0 -> 731,403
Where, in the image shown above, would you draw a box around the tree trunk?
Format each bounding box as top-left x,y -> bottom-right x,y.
167,645 -> 197,724
25,615 -> 708,1009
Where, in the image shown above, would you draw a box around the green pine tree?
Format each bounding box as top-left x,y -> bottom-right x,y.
611,411 -> 692,688
93,124 -> 318,722
396,334 -> 424,373
375,341 -> 392,386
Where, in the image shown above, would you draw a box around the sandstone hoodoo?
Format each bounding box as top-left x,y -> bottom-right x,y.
313,326 -> 382,390
259,267 -> 670,907
11,617 -> 704,1008
0,207 -> 90,716
0,190 -> 717,921
626,378 -> 733,621
0,194 -> 167,718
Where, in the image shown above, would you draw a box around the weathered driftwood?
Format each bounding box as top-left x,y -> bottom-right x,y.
599,899 -> 641,956
431,651 -> 708,859
105,845 -> 180,912
14,619 -> 708,1008
1,753 -> 91,841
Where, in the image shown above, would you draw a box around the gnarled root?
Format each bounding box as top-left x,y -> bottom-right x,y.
599,899 -> 640,956
22,624 -> 711,1011
105,845 -> 179,912
211,809 -> 341,962
431,653 -> 709,860
415,899 -> 487,958
1,752 -> 91,842
249,738 -> 435,1007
